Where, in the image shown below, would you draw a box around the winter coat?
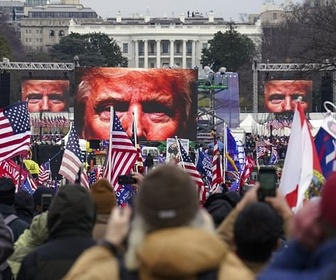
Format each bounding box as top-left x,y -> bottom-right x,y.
0,213 -> 14,263
8,211 -> 48,278
17,185 -> 96,280
257,239 -> 336,280
92,214 -> 109,242
64,227 -> 254,280
0,204 -> 29,242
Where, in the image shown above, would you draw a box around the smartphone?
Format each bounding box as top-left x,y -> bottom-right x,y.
118,175 -> 137,185
257,166 -> 278,201
41,194 -> 53,211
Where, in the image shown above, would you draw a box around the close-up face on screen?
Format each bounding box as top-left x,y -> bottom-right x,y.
74,67 -> 198,141
21,79 -> 70,113
264,80 -> 312,113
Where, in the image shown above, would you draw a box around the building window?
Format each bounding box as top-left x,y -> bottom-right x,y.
175,42 -> 181,54
186,41 -> 192,55
162,41 -> 169,54
59,30 -> 65,37
149,41 -> 155,54
122,43 -> 128,54
49,30 -> 55,36
150,62 -> 155,68
202,43 -> 208,50
272,13 -> 278,20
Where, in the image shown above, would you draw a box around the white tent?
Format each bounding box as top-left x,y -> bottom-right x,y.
239,114 -> 260,133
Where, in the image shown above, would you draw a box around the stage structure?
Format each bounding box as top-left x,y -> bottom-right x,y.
197,68 -> 229,140
252,61 -> 336,113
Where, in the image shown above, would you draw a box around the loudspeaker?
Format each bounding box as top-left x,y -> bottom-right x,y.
321,73 -> 333,108
32,144 -> 64,180
0,72 -> 10,108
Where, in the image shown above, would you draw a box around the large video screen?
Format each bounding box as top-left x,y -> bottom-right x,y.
21,79 -> 70,113
264,80 -> 313,113
74,67 -> 198,141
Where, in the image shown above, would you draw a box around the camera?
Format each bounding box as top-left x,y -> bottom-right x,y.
117,175 -> 137,185
41,194 -> 53,211
254,166 -> 278,201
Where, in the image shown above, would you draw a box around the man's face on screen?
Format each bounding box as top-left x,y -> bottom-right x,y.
82,74 -> 182,141
22,80 -> 68,113
264,80 -> 311,113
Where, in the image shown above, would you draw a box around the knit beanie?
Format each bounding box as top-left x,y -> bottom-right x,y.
136,165 -> 199,229
91,179 -> 117,214
0,177 -> 16,205
321,172 -> 336,228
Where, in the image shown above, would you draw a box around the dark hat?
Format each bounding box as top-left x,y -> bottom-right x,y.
15,190 -> 35,211
321,172 -> 336,228
33,187 -> 56,208
136,165 -> 199,229
91,179 -> 117,214
0,177 -> 16,205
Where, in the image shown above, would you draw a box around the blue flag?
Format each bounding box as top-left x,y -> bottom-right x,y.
315,126 -> 336,178
196,149 -> 212,186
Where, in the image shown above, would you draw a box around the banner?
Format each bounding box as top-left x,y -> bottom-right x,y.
166,138 -> 189,163
0,159 -> 28,187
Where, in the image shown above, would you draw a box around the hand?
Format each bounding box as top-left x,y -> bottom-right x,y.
237,182 -> 259,211
265,189 -> 292,219
105,206 -> 132,247
131,173 -> 144,189
291,200 -> 324,250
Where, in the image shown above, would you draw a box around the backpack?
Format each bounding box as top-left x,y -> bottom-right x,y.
0,214 -> 17,280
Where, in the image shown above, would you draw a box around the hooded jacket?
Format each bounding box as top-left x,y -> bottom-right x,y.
64,227 -> 254,280
17,185 -> 96,280
8,211 -> 48,278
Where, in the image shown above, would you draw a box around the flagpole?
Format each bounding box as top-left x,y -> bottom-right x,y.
132,111 -> 139,173
107,106 -> 114,183
18,155 -> 23,191
175,136 -> 185,170
223,123 -> 227,184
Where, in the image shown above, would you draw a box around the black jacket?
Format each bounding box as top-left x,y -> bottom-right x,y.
17,185 -> 96,280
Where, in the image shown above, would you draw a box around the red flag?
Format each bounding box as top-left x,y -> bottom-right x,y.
0,101 -> 31,162
103,109 -> 138,192
279,101 -> 324,211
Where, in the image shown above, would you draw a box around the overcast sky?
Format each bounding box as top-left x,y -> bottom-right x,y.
79,0 -> 304,21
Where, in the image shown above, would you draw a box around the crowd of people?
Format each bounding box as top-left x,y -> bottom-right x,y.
0,163 -> 335,279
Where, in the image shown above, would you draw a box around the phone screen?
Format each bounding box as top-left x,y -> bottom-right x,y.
258,171 -> 277,190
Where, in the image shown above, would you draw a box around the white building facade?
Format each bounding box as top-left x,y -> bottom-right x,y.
68,12 -> 262,69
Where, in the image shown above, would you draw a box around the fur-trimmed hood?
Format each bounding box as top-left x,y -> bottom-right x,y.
136,227 -> 227,279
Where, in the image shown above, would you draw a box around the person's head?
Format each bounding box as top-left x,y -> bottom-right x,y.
22,79 -> 69,112
125,165 -> 214,269
234,202 -> 283,263
264,80 -> 312,113
75,68 -> 196,141
33,186 -> 56,213
91,179 -> 117,215
0,177 -> 16,206
15,190 -> 35,216
47,184 -> 96,237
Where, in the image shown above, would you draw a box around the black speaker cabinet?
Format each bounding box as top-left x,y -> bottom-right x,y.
0,72 -> 10,108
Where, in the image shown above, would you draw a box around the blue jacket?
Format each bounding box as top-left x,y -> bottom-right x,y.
258,239 -> 336,280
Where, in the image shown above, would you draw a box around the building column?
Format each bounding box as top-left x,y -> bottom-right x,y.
156,39 -> 161,68
182,39 -> 187,68
170,40 -> 174,67
144,39 -> 148,68
135,40 -> 139,68
192,40 -> 196,68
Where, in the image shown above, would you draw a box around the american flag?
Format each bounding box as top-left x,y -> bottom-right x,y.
59,125 -> 89,189
0,101 -> 31,162
211,139 -> 223,192
177,140 -> 206,204
256,145 -> 269,158
103,110 -> 138,192
38,161 -> 51,185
